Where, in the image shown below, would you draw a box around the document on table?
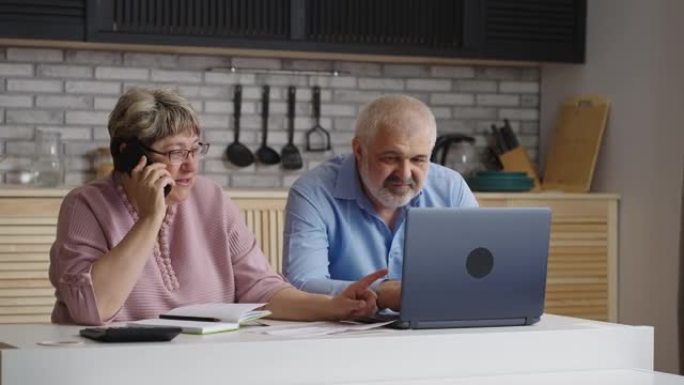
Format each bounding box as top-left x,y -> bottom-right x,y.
252,321 -> 394,338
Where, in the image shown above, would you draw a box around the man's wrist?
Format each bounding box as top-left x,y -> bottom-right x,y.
375,279 -> 394,309
370,277 -> 389,294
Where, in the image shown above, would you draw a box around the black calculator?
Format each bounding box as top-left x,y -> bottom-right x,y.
79,326 -> 182,343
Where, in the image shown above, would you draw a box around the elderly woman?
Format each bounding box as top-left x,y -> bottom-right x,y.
49,87 -> 383,325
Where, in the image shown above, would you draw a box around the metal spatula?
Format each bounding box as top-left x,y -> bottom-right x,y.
305,86 -> 331,152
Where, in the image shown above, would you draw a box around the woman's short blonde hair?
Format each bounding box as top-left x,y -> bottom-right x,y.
108,87 -> 200,153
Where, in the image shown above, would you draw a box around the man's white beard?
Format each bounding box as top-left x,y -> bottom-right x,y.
359,162 -> 418,210
372,186 -> 416,209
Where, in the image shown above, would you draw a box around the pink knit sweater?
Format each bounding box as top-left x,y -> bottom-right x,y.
49,174 -> 291,325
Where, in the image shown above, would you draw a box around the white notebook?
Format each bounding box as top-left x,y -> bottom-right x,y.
129,303 -> 271,335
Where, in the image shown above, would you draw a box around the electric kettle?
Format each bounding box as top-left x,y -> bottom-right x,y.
431,134 -> 483,178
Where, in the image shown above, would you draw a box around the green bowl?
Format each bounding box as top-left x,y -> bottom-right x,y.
475,170 -> 528,178
468,176 -> 534,192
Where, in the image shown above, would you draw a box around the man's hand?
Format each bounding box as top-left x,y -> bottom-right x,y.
377,280 -> 401,311
328,269 -> 387,320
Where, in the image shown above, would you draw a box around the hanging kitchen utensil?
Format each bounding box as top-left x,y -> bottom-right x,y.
305,86 -> 331,152
225,85 -> 254,167
281,86 -> 303,170
255,85 -> 280,165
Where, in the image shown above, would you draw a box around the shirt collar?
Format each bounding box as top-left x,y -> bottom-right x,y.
333,154 -> 363,200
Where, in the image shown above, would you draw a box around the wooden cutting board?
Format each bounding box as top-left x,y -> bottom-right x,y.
542,95 -> 610,192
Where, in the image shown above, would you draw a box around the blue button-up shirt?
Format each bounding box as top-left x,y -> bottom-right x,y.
283,153 -> 478,295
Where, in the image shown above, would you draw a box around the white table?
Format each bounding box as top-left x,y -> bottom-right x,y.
338,369 -> 684,385
0,314 -> 655,385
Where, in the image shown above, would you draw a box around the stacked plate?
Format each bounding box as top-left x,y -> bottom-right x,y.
467,171 -> 534,192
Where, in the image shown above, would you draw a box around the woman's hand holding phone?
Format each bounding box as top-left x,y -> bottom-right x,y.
122,156 -> 175,224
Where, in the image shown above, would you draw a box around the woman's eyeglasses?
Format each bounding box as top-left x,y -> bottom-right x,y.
144,143 -> 210,164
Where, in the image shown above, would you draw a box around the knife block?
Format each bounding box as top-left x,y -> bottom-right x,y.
499,146 -> 541,191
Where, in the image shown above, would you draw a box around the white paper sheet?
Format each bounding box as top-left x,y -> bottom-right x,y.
253,321 -> 394,338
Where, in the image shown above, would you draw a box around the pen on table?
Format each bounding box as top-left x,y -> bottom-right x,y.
159,315 -> 221,322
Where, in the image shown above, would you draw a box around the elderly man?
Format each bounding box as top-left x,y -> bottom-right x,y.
283,95 -> 478,310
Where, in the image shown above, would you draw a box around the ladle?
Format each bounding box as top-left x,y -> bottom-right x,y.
225,85 -> 254,168
255,85 -> 280,165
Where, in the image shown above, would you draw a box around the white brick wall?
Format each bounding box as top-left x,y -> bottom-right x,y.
36,95 -> 91,109
0,46 -> 541,188
0,95 -> 32,108
8,79 -> 62,93
38,64 -> 93,78
6,48 -> 63,62
95,66 -> 148,80
0,63 -> 33,76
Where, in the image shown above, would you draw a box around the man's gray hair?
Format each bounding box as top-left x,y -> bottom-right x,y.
354,94 -> 437,146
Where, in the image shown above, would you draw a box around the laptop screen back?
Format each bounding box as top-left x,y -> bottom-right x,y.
399,207 -> 551,329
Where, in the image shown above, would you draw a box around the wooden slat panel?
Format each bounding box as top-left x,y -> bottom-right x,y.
0,235 -> 56,244
0,271 -> 49,279
0,305 -> 53,315
0,288 -> 54,297
253,208 -> 262,255
267,209 -> 278,269
0,226 -> 56,235
0,244 -> 51,253
0,314 -> 51,323
550,239 -> 606,248
547,282 -> 607,291
483,198 -> 610,218
275,209 -> 284,273
257,210 -> 269,262
552,232 -> 607,241
0,217 -> 57,225
552,223 -> 607,232
548,254 -> 607,264
546,290 -> 606,299
0,279 -> 52,289
547,277 -> 607,285
546,305 -> 608,314
552,216 -> 607,224
233,197 -> 287,210
0,296 -> 54,306
0,253 -> 49,262
0,199 -> 62,216
0,261 -> 50,271
0,192 -> 617,324
551,246 -> 607,255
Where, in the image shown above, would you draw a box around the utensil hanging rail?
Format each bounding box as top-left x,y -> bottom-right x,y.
209,66 -> 347,77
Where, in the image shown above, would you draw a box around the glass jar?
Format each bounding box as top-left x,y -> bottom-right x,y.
94,147 -> 114,179
31,130 -> 65,187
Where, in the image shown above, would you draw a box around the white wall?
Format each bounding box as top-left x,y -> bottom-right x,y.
541,0 -> 684,373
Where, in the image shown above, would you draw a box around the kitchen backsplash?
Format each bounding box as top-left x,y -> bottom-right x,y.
0,46 -> 539,188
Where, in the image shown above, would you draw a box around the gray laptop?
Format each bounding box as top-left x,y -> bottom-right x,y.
389,207 -> 551,329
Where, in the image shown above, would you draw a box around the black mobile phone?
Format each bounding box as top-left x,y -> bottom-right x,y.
79,326 -> 182,343
114,139 -> 172,197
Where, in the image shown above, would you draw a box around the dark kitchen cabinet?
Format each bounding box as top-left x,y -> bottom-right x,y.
87,0 -> 293,50
0,0 -> 86,40
86,0 -> 480,58
299,0 -> 480,57
480,0 -> 586,62
1,0 -> 584,63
